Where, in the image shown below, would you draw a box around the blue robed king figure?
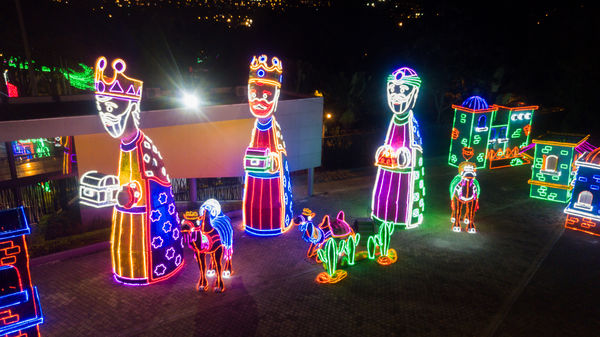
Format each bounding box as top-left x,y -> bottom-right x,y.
80,56 -> 183,285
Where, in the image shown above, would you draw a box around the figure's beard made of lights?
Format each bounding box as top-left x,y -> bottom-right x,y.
387,84 -> 419,115
248,89 -> 280,118
96,95 -> 139,139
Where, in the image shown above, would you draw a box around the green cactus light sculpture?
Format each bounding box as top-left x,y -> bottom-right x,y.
367,222 -> 398,265
312,211 -> 361,284
342,233 -> 360,266
316,238 -> 348,283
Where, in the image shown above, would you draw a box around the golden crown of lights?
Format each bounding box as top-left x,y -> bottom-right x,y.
94,56 -> 143,100
302,208 -> 315,217
183,210 -> 200,220
249,55 -> 283,87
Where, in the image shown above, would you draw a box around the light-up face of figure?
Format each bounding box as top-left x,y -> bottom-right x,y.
387,80 -> 419,115
248,81 -> 280,118
460,164 -> 477,179
95,95 -> 139,139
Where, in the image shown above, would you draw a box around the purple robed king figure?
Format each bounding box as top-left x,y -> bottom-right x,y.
371,67 -> 425,229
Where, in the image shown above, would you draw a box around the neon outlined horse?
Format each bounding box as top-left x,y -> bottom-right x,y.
450,161 -> 480,233
181,199 -> 233,293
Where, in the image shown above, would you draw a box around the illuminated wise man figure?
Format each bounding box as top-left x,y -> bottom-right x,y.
450,161 -> 480,233
94,57 -> 183,285
371,67 -> 425,229
242,55 -> 293,236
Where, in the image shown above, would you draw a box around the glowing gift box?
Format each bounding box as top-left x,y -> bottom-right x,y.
79,170 -> 120,208
243,147 -> 271,172
0,207 -> 43,337
375,145 -> 399,169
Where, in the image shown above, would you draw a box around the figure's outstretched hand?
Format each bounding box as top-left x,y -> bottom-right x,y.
268,152 -> 280,173
117,182 -> 141,208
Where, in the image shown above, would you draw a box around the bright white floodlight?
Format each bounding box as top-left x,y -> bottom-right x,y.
182,93 -> 199,109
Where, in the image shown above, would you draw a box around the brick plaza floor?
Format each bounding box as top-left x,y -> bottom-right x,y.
31,159 -> 600,336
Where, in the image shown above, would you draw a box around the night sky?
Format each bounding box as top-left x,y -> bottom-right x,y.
1,1 -> 598,136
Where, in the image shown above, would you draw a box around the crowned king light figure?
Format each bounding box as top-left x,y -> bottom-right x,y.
371,67 -> 425,229
92,57 -> 183,285
242,55 -> 293,236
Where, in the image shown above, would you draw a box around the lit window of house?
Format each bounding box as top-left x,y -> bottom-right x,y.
575,190 -> 593,210
544,155 -> 558,172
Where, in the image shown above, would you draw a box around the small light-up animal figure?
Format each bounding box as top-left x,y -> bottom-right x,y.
294,209 -> 360,266
450,161 -> 480,233
181,199 -> 233,293
294,208 -> 323,260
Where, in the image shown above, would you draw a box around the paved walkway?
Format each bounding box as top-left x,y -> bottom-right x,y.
31,160 -> 600,336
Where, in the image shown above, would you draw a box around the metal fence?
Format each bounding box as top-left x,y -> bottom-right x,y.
0,177 -> 79,223
171,177 -> 244,202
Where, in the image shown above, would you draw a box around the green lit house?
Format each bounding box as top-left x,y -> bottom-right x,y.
448,96 -> 537,169
528,133 -> 595,203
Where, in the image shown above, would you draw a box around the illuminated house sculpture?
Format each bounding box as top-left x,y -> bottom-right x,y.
0,207 -> 44,337
564,148 -> 600,236
448,96 -> 537,169
242,55 -> 293,236
81,56 -> 183,285
528,132 -> 595,203
450,161 -> 480,233
371,67 -> 425,229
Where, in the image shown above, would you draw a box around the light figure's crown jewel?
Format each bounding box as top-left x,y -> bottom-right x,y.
94,56 -> 143,100
249,54 -> 283,87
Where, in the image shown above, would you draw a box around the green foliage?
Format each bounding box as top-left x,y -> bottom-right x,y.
322,72 -> 372,129
367,222 -> 393,259
35,207 -> 83,240
59,63 -> 94,91
28,205 -> 111,257
28,228 -> 111,258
